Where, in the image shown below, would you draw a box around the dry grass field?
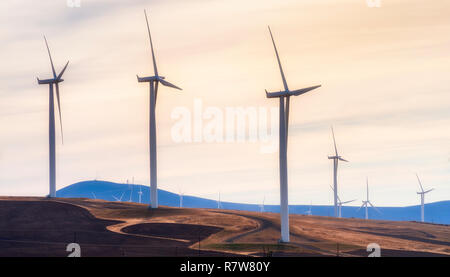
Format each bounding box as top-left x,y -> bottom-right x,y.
0,197 -> 449,257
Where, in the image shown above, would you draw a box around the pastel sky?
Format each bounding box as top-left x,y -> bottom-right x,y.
1,0 -> 449,206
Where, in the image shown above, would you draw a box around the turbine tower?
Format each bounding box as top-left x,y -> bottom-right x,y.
416,174 -> 434,222
358,178 -> 381,220
138,186 -> 143,204
179,190 -> 184,208
265,26 -> 321,242
137,10 -> 182,208
330,185 -> 355,218
128,185 -> 133,202
305,201 -> 312,216
328,127 -> 348,217
217,192 -> 221,209
259,196 -> 265,212
36,36 -> 69,198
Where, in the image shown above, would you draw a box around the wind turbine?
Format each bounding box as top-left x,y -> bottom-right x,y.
305,201 -> 312,216
137,10 -> 182,209
113,192 -> 125,202
138,186 -> 143,204
265,26 -> 321,242
217,192 -> 222,209
36,36 -> 69,198
416,174 -> 434,222
329,185 -> 355,218
259,196 -> 265,212
179,190 -> 184,208
128,185 -> 133,202
358,178 -> 381,220
328,127 -> 349,217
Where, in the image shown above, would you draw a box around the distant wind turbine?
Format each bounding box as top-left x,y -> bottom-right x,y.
179,190 -> 184,208
36,36 -> 69,198
138,186 -> 143,204
358,178 -> 381,220
328,127 -> 349,217
259,196 -> 265,212
137,10 -> 182,209
113,192 -> 125,202
305,201 -> 312,216
128,185 -> 133,202
330,185 -> 355,218
91,192 -> 97,199
217,192 -> 221,209
416,174 -> 434,222
265,26 -> 321,242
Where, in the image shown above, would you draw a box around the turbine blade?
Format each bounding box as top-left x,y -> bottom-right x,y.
44,36 -> 57,78
144,10 -> 158,76
416,173 -> 424,192
288,85 -> 321,96
424,188 -> 434,194
369,202 -> 382,214
159,78 -> 182,90
341,199 -> 356,204
357,202 -> 365,211
55,83 -> 64,144
57,61 -> 69,80
331,126 -> 338,156
268,26 -> 288,91
338,157 -> 349,162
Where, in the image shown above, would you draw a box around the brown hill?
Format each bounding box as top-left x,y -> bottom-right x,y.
0,197 -> 449,257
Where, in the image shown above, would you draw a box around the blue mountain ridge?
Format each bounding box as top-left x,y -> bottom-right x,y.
56,180 -> 450,225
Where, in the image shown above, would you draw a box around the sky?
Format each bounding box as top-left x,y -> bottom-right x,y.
0,0 -> 449,207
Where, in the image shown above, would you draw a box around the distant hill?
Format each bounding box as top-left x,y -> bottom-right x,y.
57,180 -> 450,224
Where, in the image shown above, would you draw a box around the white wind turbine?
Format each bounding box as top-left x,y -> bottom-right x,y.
358,178 -> 381,220
328,127 -> 349,217
128,185 -> 133,202
305,201 -> 312,216
138,186 -> 143,204
259,196 -> 265,212
137,10 -> 182,209
416,174 -> 434,222
36,36 -> 69,198
217,192 -> 222,209
330,185 -> 355,218
113,192 -> 125,202
265,26 -> 321,243
179,190 -> 184,208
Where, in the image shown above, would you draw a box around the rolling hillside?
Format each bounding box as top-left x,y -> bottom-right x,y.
56,180 -> 450,224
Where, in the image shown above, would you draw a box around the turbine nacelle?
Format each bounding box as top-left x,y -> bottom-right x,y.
37,77 -> 64,85
136,75 -> 160,83
328,155 -> 348,162
136,75 -> 182,90
417,189 -> 434,195
265,85 -> 321,99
